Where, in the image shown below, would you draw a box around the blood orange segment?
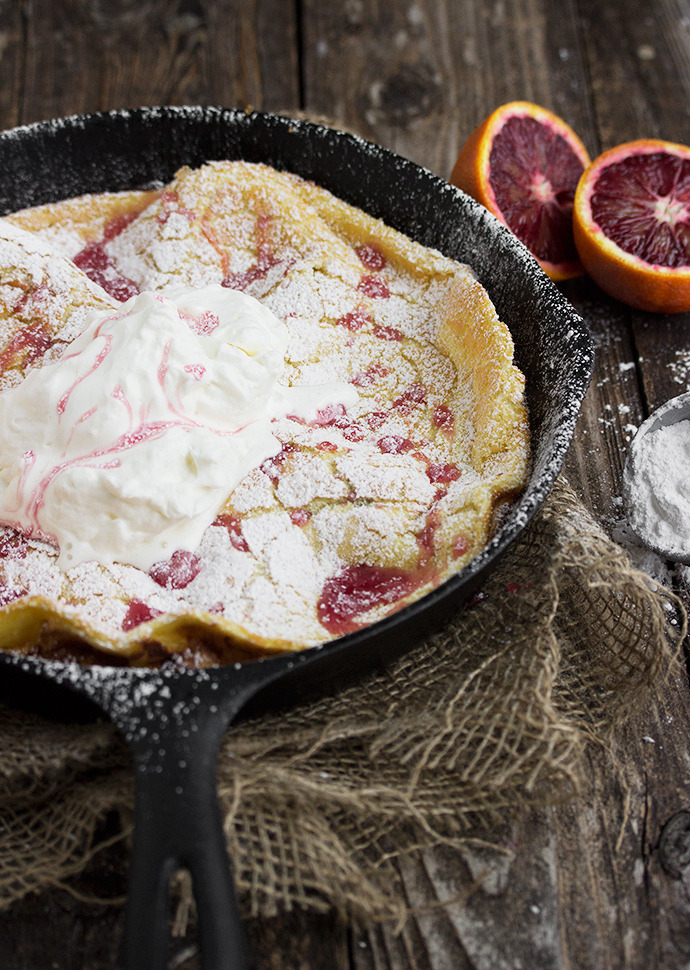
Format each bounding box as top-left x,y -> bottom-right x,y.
573,139 -> 690,313
450,101 -> 590,281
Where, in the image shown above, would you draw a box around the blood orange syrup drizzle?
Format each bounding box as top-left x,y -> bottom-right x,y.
112,384 -> 134,424
260,442 -> 298,484
213,513 -> 250,552
452,535 -> 469,559
72,211 -> 142,301
351,363 -> 390,388
0,586 -> 26,608
392,383 -> 427,415
433,405 -> 455,435
373,324 -> 402,341
148,549 -> 202,590
47,309 -> 198,512
336,308 -> 370,332
0,327 -> 56,374
317,563 -> 431,636
367,411 -> 388,430
222,213 -> 279,290
179,310 -> 219,336
377,435 -> 414,454
0,531 -> 28,560
417,508 -> 442,566
356,243 -> 387,271
358,275 -> 390,299
307,402 -> 365,443
156,190 -> 196,227
122,599 -> 163,631
427,463 -> 460,483
73,242 -> 139,302
57,333 -> 113,416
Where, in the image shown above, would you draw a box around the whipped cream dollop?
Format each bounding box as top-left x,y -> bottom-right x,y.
0,285 -> 358,570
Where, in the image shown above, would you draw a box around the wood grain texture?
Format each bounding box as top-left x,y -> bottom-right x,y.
300,0 -> 596,178
299,3 -> 690,970
1,0 -> 690,967
579,0 -> 690,149
5,0 -> 299,129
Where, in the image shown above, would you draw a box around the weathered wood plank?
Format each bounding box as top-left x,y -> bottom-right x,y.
0,2 -> 24,131
579,0 -> 690,150
1,1 -> 690,969
12,0 -> 299,129
300,0 -> 595,178
346,677 -> 690,970
299,2 -> 690,970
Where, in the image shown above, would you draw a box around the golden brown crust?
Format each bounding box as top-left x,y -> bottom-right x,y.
0,162 -> 529,665
7,189 -> 161,247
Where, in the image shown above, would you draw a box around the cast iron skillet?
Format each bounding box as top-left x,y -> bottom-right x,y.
0,107 -> 593,969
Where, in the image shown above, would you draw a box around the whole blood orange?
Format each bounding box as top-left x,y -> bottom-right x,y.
573,139 -> 690,313
450,101 -> 590,281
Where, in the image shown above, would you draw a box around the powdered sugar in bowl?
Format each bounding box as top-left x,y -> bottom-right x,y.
624,391 -> 690,562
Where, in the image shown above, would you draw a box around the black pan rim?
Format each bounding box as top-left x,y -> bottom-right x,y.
0,105 -> 594,689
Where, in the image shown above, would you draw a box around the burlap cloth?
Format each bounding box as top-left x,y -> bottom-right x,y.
0,477 -> 684,929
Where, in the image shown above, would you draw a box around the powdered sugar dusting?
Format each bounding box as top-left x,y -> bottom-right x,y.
0,158 -> 530,655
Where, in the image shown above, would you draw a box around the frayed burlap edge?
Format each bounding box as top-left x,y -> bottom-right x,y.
0,477 -> 684,927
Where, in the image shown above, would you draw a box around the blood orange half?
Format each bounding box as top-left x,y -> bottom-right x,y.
573,139 -> 690,313
450,101 -> 590,281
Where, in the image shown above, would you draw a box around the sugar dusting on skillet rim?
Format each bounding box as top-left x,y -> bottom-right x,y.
0,106 -> 593,737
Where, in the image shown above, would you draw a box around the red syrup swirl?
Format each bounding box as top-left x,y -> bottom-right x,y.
341,424 -> 365,442
0,586 -> 26,608
103,212 -> 141,242
356,243 -> 387,271
366,411 -> 388,430
122,599 -> 163,631
305,404 -> 363,445
156,189 -> 196,227
310,403 -> 349,428
72,210 -> 142,302
358,275 -> 390,299
260,442 -> 298,483
433,405 -> 455,435
373,324 -> 402,341
416,509 -> 441,565
351,363 -> 390,388
180,310 -> 219,336
317,563 -> 423,636
73,242 -> 139,302
0,327 -> 57,375
377,435 -> 414,454
336,308 -> 370,332
214,513 -> 250,552
426,463 -> 460,484
222,213 -> 279,290
148,549 -> 202,590
289,509 -> 311,527
0,530 -> 29,560
392,383 -> 427,415
23,420 -> 180,533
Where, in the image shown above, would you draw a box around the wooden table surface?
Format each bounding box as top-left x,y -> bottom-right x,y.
1,1 -> 690,968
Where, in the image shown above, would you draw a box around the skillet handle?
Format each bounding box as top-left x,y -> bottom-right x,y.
118,679 -> 253,970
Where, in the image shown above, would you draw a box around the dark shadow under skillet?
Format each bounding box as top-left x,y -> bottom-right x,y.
0,107 -> 593,970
